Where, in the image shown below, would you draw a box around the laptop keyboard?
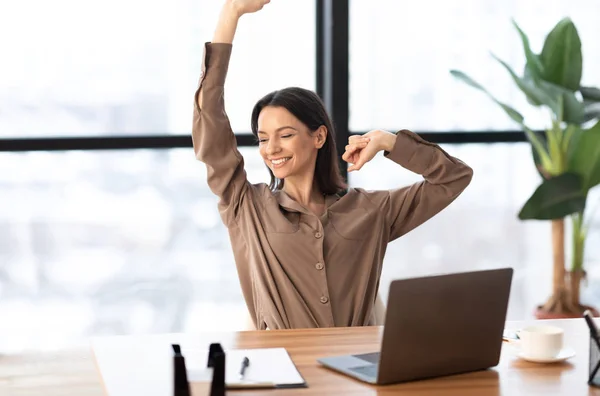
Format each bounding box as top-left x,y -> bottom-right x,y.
353,352 -> 380,364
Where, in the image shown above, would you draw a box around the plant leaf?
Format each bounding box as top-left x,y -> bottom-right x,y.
561,91 -> 585,124
581,86 -> 600,102
546,120 -> 563,172
540,17 -> 583,91
562,124 -> 578,155
518,172 -> 586,220
450,70 -> 526,125
530,131 -> 550,179
490,53 -> 561,115
492,54 -> 584,124
565,126 -> 585,170
450,69 -> 552,169
537,79 -> 584,124
512,19 -> 544,78
491,54 -> 584,123
567,120 -> 600,191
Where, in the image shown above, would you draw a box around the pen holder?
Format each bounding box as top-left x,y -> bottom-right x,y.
589,334 -> 600,387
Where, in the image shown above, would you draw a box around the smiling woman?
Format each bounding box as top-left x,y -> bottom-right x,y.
193,0 -> 474,331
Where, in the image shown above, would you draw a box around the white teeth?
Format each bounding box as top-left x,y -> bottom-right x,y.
271,157 -> 290,165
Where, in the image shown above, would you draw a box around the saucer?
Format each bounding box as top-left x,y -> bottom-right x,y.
517,347 -> 576,363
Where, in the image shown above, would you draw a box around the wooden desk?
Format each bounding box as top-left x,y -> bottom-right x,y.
0,318 -> 599,395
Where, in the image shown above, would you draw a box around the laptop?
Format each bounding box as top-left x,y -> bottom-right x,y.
317,268 -> 513,385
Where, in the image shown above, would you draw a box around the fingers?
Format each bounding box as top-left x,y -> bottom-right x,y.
349,135 -> 369,144
342,136 -> 370,168
348,160 -> 364,172
348,140 -> 377,172
348,164 -> 362,172
344,137 -> 369,155
348,152 -> 370,171
341,147 -> 354,162
344,141 -> 367,153
341,142 -> 360,161
342,144 -> 363,163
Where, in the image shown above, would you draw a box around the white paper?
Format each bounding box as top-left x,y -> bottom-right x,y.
183,347 -> 305,387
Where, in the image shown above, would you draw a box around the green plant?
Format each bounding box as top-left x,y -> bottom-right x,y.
450,17 -> 600,316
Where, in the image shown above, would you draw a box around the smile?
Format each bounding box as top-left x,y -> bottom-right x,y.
271,157 -> 291,166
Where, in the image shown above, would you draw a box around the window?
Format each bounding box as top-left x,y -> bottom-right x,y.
349,0 -> 600,132
0,147 -> 269,351
3,143 -> 598,351
4,0 -> 599,351
0,0 -> 315,138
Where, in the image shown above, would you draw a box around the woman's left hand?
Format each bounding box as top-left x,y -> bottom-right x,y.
342,130 -> 396,172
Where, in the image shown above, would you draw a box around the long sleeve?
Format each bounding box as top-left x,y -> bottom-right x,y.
379,129 -> 474,241
192,42 -> 249,225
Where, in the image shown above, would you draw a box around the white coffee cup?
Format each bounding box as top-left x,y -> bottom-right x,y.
518,325 -> 564,359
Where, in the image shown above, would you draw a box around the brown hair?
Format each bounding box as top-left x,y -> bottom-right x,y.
251,87 -> 347,194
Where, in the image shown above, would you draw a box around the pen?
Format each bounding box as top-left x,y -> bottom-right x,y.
239,356 -> 250,380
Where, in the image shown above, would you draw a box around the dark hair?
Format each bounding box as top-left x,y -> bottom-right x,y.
251,87 -> 347,195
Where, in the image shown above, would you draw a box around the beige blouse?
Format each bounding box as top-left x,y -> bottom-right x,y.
193,42 -> 474,330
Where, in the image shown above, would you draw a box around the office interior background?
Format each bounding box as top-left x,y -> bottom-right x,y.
1,0 -> 600,353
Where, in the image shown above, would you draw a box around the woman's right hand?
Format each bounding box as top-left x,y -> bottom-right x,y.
214,0 -> 270,43
230,0 -> 271,17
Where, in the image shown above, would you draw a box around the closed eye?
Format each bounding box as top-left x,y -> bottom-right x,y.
256,133 -> 293,144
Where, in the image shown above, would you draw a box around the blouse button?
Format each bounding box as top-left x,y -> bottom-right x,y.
315,262 -> 324,270
314,232 -> 322,238
320,296 -> 329,304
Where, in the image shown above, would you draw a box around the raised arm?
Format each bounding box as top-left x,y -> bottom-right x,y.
192,0 -> 271,224
212,0 -> 270,43
343,129 -> 474,241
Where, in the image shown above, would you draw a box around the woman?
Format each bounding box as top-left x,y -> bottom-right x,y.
193,0 -> 473,330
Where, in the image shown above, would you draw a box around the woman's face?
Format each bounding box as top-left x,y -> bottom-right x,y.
257,106 -> 326,180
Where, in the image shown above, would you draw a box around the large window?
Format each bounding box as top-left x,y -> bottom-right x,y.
2,143 -> 599,351
0,0 -> 315,138
0,147 -> 269,352
2,0 -> 600,352
349,0 -> 600,132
